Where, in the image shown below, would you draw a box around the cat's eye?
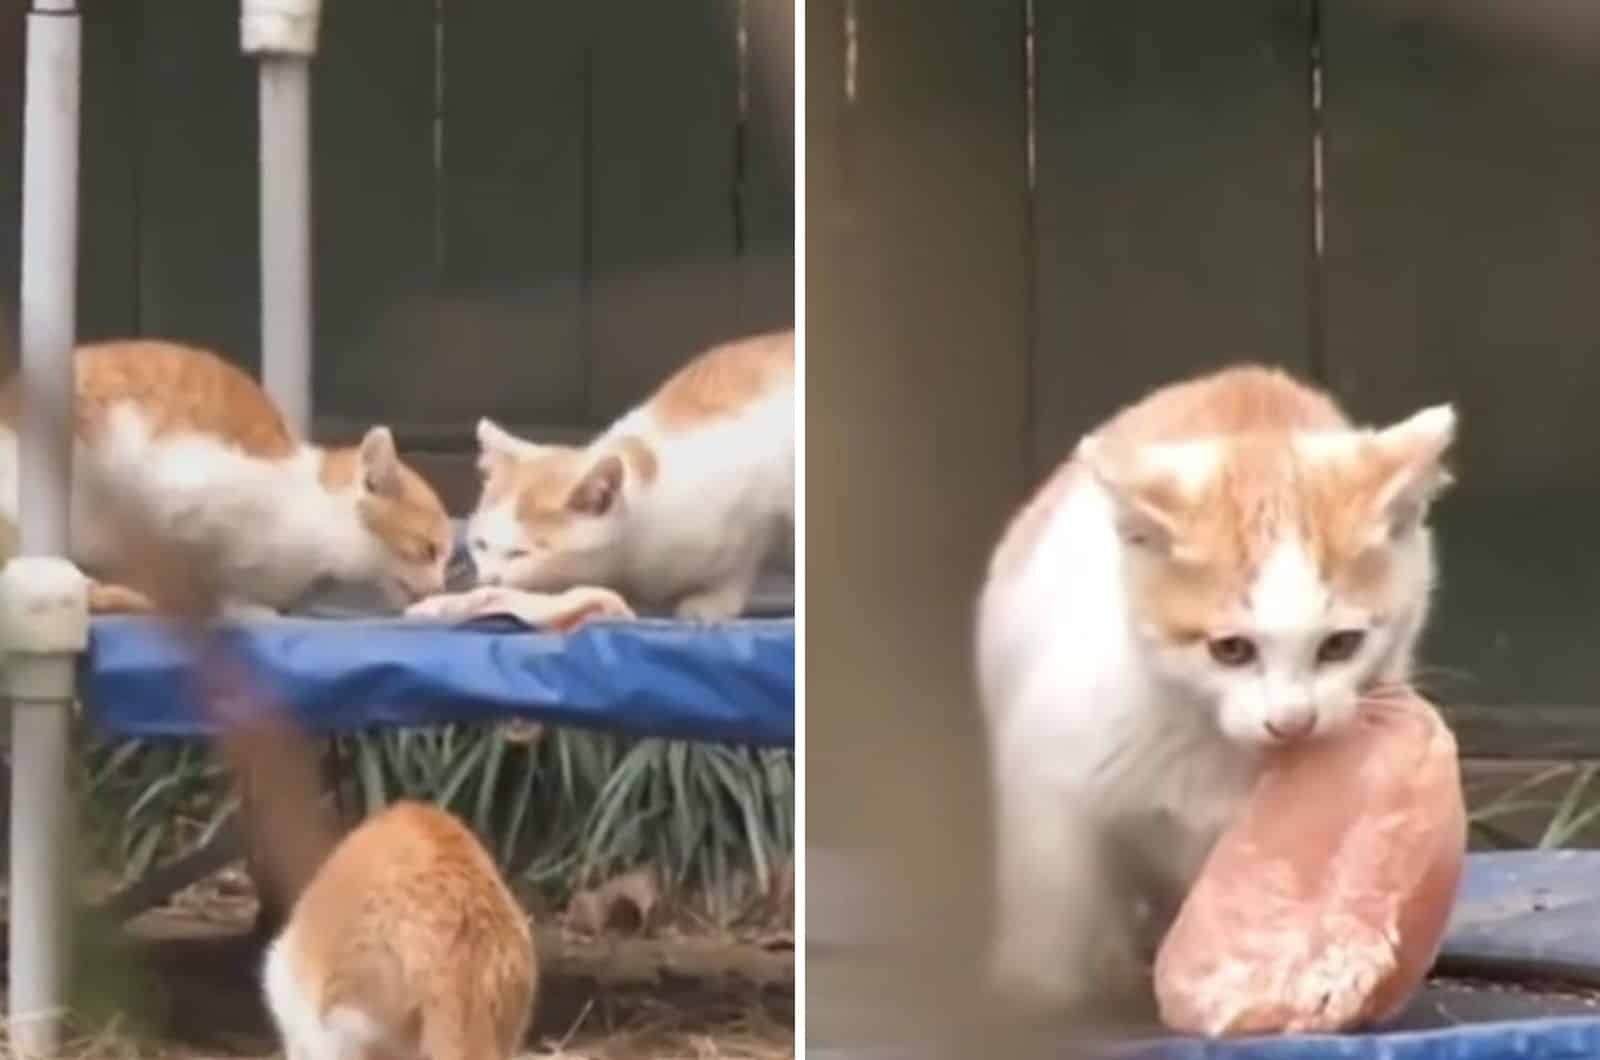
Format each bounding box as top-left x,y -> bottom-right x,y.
1317,629 -> 1366,664
470,537 -> 488,552
506,548 -> 529,561
1207,636 -> 1258,667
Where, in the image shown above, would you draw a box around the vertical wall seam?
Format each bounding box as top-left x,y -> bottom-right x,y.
1022,0 -> 1038,486
1307,0 -> 1328,385
579,32 -> 594,424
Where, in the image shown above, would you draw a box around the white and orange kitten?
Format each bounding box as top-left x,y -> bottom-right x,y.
0,339 -> 453,614
974,365 -> 1457,1010
466,330 -> 794,620
263,799 -> 537,1060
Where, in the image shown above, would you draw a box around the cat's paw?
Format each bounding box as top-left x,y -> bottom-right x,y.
218,599 -> 280,621
87,582 -> 157,614
988,922 -> 1147,1017
987,938 -> 1097,1014
674,584 -> 749,622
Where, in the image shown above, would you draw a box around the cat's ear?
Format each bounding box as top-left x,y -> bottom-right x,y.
567,454 -> 625,517
1366,404 -> 1456,538
476,417 -> 539,478
358,425 -> 402,497
1078,434 -> 1206,558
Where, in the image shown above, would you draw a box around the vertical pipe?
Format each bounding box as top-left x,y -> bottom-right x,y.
244,0 -> 320,931
12,0 -> 82,1054
9,680 -> 73,1059
257,57 -> 313,434
18,0 -> 79,553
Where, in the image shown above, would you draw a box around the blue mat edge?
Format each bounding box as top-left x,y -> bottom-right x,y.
1116,1016 -> 1600,1059
809,1016 -> 1600,1060
79,613 -> 796,748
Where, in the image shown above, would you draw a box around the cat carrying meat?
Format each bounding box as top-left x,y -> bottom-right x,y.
464,329 -> 794,620
973,364 -> 1457,1013
0,339 -> 453,615
262,799 -> 537,1060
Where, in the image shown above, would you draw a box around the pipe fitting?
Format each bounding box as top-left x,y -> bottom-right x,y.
0,557 -> 87,658
241,0 -> 322,57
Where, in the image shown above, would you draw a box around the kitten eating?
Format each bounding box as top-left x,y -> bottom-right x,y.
0,339 -> 453,615
973,364 -> 1457,1013
454,329 -> 794,621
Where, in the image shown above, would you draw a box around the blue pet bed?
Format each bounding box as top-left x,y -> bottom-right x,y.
80,613 -> 795,748
77,518 -> 796,748
73,534 -> 793,923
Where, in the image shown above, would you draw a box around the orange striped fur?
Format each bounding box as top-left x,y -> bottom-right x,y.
263,800 -> 537,1060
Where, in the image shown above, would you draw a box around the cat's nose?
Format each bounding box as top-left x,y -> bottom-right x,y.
1264,709 -> 1316,742
480,572 -> 503,587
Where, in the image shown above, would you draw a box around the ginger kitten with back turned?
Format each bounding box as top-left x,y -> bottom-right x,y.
0,339 -> 453,614
974,364 -> 1458,1012
263,799 -> 536,1060
465,330 -> 794,620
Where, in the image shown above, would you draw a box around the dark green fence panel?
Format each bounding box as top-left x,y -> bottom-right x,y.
435,0 -> 590,434
1030,0 -> 1315,476
3,3 -> 789,503
587,0 -> 741,422
740,0 -> 795,332
135,0 -> 258,373
1321,1 -> 1600,709
77,0 -> 140,348
311,0 -> 436,437
0,0 -> 21,363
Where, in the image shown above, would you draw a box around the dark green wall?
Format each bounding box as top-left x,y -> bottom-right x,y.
0,0 -> 794,511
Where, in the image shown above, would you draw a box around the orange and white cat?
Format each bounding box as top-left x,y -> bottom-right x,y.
974,365 -> 1457,1011
0,339 -> 453,615
262,799 -> 537,1060
461,329 -> 794,620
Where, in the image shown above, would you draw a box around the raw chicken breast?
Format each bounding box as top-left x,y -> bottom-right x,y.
1153,690 -> 1466,1037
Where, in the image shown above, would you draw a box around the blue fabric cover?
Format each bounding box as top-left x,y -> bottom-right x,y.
1117,1019 -> 1600,1059
81,614 -> 795,747
1436,850 -> 1600,977
815,1021 -> 1600,1060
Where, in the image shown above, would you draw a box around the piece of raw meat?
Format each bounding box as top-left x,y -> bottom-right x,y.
1153,689 -> 1466,1037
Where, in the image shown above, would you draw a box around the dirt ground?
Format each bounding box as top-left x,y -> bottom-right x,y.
24,870 -> 794,1060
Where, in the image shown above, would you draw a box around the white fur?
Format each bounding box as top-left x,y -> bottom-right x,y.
975,438 -> 1442,1010
471,373 -> 794,619
0,402 -> 389,610
1200,537 -> 1394,747
976,473 -> 1260,1007
263,931 -> 392,1060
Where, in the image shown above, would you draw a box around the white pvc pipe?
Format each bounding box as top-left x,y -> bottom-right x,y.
12,0 -> 82,1054
18,0 -> 79,552
8,686 -> 73,1058
257,58 -> 313,433
244,0 -> 320,434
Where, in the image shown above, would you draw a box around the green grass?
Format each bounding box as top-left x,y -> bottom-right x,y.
78,722 -> 795,923
1466,761 -> 1600,850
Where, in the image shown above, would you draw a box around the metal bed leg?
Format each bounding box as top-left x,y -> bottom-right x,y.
2,560 -> 90,1057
